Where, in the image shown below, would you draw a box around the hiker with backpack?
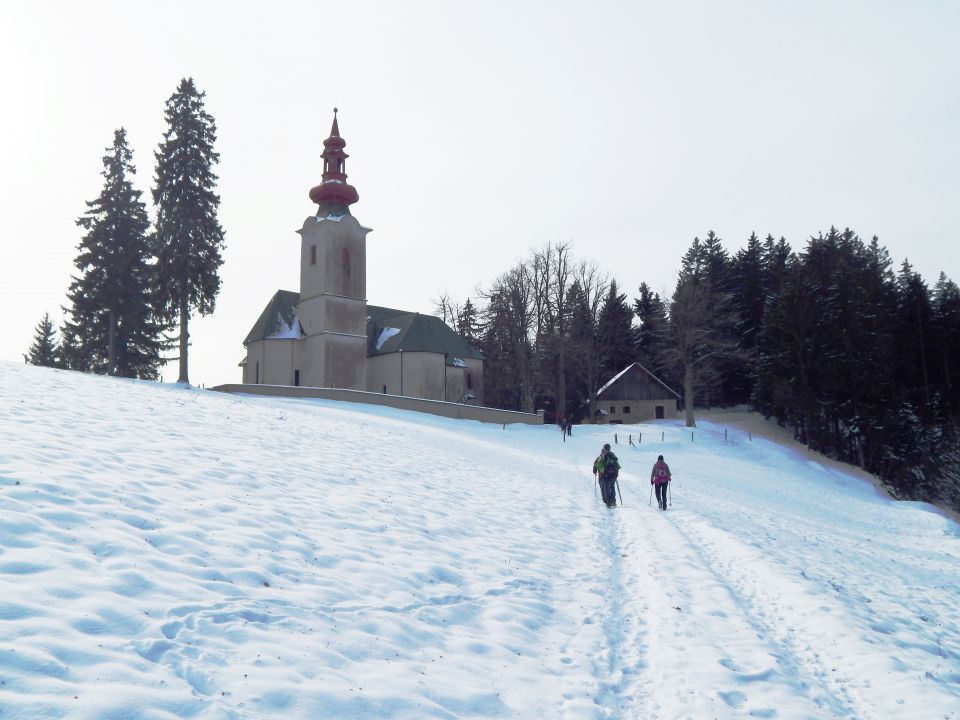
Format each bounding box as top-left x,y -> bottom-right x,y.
650,454 -> 671,510
592,443 -> 621,507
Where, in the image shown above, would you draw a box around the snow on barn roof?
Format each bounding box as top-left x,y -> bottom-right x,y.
596,361 -> 681,399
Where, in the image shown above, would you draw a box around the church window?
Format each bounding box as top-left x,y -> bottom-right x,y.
342,247 -> 350,268
255,361 -> 260,384
310,245 -> 316,265
383,384 -> 387,394
294,370 -> 300,386
623,405 -> 631,414
610,405 -> 616,414
466,373 -> 473,390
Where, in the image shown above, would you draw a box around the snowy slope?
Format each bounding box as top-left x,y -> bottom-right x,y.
0,361 -> 958,720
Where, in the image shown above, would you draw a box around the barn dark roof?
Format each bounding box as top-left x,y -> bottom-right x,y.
597,362 -> 680,399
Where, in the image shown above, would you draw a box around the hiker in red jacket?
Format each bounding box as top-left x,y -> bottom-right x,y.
650,454 -> 671,510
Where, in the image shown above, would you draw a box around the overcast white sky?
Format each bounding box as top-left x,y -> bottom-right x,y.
2,1 -> 958,387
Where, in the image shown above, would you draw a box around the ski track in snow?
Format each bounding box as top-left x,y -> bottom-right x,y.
599,428 -> 960,720
1,362 -> 959,719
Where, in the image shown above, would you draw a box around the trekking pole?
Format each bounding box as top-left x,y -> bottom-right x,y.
648,485 -> 653,506
616,479 -> 624,507
594,474 -> 598,499
668,482 -> 672,507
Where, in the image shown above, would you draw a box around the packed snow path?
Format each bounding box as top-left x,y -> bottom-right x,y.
0,362 -> 958,719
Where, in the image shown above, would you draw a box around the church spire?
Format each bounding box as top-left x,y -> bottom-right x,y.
309,108 -> 359,211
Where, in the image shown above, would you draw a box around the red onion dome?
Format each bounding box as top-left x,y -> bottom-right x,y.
309,108 -> 359,208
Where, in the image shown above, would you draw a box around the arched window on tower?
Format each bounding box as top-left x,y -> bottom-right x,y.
342,247 -> 351,276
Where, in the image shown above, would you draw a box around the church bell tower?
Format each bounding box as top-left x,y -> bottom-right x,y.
295,109 -> 370,389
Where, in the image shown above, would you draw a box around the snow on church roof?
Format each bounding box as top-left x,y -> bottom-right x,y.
243,290 -> 301,346
245,292 -> 483,361
366,305 -> 484,360
375,327 -> 402,350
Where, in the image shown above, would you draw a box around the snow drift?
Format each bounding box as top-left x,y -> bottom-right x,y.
0,361 -> 958,719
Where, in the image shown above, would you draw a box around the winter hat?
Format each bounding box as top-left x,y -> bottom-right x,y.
657,455 -> 664,461
603,443 -> 611,451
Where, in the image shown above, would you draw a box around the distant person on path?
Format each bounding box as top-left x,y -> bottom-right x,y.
593,443 -> 621,507
650,454 -> 671,510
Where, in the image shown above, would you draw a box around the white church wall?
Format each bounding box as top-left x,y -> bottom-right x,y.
367,354 -> 398,395
297,295 -> 367,337
366,352 -> 448,400
444,365 -> 465,405
463,357 -> 484,406
299,215 -> 368,304
400,352 -> 446,400
244,339 -> 297,386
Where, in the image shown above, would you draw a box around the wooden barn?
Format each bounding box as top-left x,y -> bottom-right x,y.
596,362 -> 681,423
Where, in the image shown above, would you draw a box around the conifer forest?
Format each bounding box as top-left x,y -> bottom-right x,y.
439,234 -> 960,512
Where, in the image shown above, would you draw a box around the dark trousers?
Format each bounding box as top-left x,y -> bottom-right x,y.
600,478 -> 616,505
655,482 -> 669,509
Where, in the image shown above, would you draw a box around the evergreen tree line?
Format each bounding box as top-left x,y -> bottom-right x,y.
440,230 -> 960,510
25,78 -> 225,384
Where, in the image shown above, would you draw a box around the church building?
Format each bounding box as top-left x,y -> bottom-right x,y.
241,111 -> 484,404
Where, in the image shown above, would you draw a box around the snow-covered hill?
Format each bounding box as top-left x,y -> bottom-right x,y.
1,361 -> 958,719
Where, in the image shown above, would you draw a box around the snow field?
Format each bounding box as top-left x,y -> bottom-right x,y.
0,361 -> 958,719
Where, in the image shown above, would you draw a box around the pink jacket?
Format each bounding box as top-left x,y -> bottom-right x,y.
651,461 -> 671,485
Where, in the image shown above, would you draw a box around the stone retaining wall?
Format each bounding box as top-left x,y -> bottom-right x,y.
210,384 -> 544,425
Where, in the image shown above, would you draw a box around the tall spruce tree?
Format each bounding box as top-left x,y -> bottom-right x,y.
596,280 -> 636,382
25,313 -> 59,367
894,260 -> 934,409
727,232 -> 765,404
565,279 -> 593,419
456,298 -> 480,343
932,273 -> 960,419
152,77 -> 225,384
701,230 -> 731,290
633,282 -> 667,370
661,235 -> 743,425
61,129 -> 164,379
